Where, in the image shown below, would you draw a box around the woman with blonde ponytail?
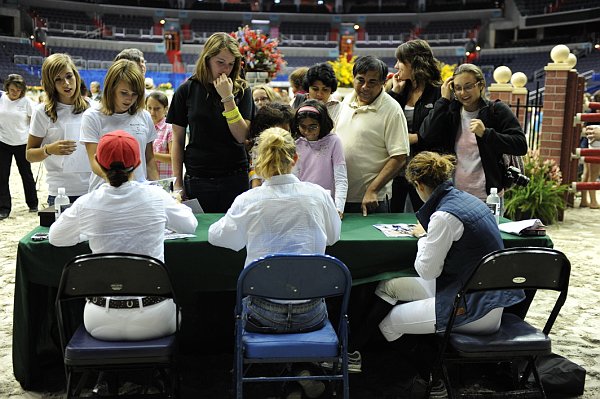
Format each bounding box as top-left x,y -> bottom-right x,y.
209,127 -> 340,332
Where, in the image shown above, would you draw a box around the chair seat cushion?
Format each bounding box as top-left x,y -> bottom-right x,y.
243,319 -> 339,359
449,313 -> 551,356
65,325 -> 175,365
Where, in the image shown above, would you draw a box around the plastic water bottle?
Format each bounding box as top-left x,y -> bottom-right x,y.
54,187 -> 70,221
486,187 -> 501,225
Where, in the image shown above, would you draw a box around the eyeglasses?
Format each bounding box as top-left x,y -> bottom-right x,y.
299,124 -> 319,132
452,82 -> 479,93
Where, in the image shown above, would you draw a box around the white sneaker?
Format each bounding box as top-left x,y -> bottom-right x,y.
429,379 -> 449,399
321,350 -> 362,373
297,370 -> 326,398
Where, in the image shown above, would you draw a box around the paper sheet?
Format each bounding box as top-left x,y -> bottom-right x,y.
499,219 -> 544,235
373,223 -> 416,238
61,123 -> 92,173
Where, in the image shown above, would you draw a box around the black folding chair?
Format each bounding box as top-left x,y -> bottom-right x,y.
56,253 -> 180,398
233,254 -> 352,399
434,247 -> 570,398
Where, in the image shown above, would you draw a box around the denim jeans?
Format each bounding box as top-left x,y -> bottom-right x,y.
243,296 -> 328,333
184,172 -> 249,213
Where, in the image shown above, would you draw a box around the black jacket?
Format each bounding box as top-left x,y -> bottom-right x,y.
388,83 -> 441,153
419,97 -> 527,194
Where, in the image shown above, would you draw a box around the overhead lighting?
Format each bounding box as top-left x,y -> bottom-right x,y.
275,0 -> 280,3
160,19 -> 166,25
251,19 -> 270,24
475,45 -> 481,51
353,24 -> 360,30
317,0 -> 323,4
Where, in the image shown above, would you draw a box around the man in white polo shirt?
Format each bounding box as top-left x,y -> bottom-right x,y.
336,56 -> 409,216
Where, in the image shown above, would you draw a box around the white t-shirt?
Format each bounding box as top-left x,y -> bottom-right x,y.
80,107 -> 156,191
0,95 -> 33,146
30,102 -> 91,196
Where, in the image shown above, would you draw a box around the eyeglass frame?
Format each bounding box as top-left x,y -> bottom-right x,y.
451,81 -> 481,93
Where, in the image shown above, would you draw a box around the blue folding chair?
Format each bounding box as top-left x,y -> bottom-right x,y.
234,254 -> 352,399
55,253 -> 180,398
434,247 -> 571,398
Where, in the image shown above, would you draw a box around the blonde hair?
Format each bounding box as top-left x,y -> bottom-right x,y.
253,84 -> 277,102
41,53 -> 89,122
405,151 -> 456,188
192,32 -> 247,95
453,63 -> 487,100
254,127 -> 296,179
100,59 -> 145,115
288,67 -> 308,92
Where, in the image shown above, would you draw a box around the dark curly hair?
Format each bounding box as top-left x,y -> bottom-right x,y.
302,62 -> 338,93
249,102 -> 294,142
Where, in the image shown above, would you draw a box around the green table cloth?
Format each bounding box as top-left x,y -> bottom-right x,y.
12,213 -> 553,389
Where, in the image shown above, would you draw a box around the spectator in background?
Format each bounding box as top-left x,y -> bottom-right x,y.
292,62 -> 342,125
80,59 -> 159,191
581,125 -> 600,208
292,100 -> 347,217
252,84 -> 278,110
288,66 -> 308,101
388,39 -> 442,213
0,73 -> 38,219
335,56 -> 410,216
114,48 -> 146,77
27,53 -> 91,205
420,63 -> 526,202
247,102 -> 294,187
146,91 -> 173,179
90,81 -> 101,101
167,32 -> 253,213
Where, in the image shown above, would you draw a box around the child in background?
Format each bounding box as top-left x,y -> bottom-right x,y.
292,99 -> 347,217
247,103 -> 294,188
146,91 -> 173,179
27,53 -> 91,205
80,59 -> 158,191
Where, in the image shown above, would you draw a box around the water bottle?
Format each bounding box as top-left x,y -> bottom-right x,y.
486,187 -> 501,225
54,187 -> 70,221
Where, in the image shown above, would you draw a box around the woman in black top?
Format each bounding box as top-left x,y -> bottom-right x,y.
167,32 -> 253,213
388,39 -> 442,212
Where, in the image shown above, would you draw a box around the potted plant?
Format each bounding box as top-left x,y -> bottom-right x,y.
504,149 -> 569,225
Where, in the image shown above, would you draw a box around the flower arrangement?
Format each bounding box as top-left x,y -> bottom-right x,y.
440,63 -> 456,81
504,149 -> 568,225
328,54 -> 356,88
158,82 -> 172,91
230,26 -> 286,78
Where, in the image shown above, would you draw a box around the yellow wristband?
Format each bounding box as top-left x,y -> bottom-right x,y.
226,114 -> 243,124
222,107 -> 241,119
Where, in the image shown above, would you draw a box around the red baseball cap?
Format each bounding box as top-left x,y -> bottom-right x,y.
96,130 -> 141,171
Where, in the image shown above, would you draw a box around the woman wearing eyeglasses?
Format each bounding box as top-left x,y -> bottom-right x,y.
420,63 -> 527,201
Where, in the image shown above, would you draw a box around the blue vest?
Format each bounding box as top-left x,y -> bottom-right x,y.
416,181 -> 525,332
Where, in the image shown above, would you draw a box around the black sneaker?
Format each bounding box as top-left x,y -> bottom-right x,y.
0,211 -> 8,220
29,207 -> 38,213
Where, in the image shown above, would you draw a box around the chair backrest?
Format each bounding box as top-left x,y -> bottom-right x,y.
56,252 -> 174,300
236,254 -> 352,327
457,247 -> 571,335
